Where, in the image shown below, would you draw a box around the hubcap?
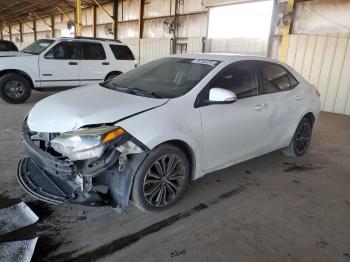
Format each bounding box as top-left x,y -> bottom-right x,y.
295,120 -> 312,155
143,154 -> 186,207
4,80 -> 25,99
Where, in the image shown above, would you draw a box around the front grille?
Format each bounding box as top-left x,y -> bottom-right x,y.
18,158 -> 77,204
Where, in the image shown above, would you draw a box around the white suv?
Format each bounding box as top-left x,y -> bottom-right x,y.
0,37 -> 136,104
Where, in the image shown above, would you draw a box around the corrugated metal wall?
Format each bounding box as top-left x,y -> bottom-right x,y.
272,33 -> 350,115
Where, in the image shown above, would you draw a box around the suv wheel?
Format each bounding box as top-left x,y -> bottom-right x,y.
282,117 -> 313,157
131,144 -> 190,212
0,73 -> 31,104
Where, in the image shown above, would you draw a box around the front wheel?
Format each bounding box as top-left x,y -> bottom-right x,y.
131,144 -> 190,212
282,117 -> 313,157
0,73 -> 31,104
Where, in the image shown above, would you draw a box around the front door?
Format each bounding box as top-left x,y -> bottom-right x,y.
39,41 -> 81,87
199,61 -> 271,172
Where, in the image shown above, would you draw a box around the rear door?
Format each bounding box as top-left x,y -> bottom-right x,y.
199,61 -> 271,171
39,41 -> 81,87
257,61 -> 300,149
79,42 -> 108,86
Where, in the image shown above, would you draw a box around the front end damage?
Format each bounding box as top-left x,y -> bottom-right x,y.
17,121 -> 149,212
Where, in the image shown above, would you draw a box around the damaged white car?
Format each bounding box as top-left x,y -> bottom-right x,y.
17,54 -> 321,212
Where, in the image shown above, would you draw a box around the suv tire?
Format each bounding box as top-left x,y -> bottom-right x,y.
0,73 -> 31,104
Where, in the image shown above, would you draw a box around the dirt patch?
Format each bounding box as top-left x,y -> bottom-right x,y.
283,162 -> 324,173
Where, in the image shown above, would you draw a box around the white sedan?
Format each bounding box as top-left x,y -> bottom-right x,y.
18,54 -> 321,212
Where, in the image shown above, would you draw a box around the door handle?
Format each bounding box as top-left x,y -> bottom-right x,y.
296,95 -> 304,101
69,62 -> 78,65
102,62 -> 110,65
253,103 -> 268,111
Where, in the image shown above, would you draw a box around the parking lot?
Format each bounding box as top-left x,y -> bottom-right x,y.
1,90 -> 349,262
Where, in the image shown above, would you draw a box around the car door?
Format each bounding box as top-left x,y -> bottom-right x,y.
258,61 -> 300,150
79,42 -> 108,85
39,41 -> 81,87
199,61 -> 271,172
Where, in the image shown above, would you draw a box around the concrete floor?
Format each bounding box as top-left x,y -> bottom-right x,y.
0,90 -> 350,262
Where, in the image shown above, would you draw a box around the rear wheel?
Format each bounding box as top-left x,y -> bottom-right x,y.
131,144 -> 190,212
0,73 -> 31,104
105,73 -> 121,81
283,117 -> 313,157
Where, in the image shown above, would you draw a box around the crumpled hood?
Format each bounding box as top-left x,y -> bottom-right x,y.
27,85 -> 168,133
0,51 -> 31,57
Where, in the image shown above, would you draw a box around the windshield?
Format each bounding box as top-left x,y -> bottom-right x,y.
21,39 -> 55,55
107,57 -> 220,98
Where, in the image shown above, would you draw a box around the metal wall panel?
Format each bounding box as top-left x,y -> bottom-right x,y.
275,33 -> 350,116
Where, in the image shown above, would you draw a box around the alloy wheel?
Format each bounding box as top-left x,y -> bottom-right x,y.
143,154 -> 186,207
294,120 -> 312,155
4,80 -> 25,99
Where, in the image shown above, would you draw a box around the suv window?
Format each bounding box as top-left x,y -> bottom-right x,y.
45,41 -> 80,59
81,42 -> 106,60
209,61 -> 258,98
109,45 -> 135,60
260,62 -> 298,94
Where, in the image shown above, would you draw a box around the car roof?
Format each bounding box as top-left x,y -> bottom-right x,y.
40,37 -> 126,45
169,52 -> 279,63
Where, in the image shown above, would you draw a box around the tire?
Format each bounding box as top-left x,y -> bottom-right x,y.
282,117 -> 313,157
105,73 -> 120,81
131,144 -> 190,212
0,73 -> 32,104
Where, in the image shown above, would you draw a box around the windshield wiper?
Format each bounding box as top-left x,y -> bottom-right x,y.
127,88 -> 163,98
103,84 -> 163,98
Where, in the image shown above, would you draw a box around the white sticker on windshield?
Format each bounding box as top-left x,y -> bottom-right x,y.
39,43 -> 50,47
191,59 -> 219,67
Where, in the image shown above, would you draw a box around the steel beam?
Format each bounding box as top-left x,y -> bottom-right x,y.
75,0 -> 82,36
33,20 -> 37,41
113,0 -> 118,39
51,16 -> 55,37
93,4 -> 97,38
279,0 -> 295,62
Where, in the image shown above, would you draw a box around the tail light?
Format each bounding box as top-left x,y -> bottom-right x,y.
134,61 -> 138,68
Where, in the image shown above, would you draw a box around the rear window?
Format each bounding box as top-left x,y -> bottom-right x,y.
109,45 -> 135,60
81,42 -> 106,60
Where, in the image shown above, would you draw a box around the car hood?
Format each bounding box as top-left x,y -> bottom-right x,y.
27,85 -> 169,133
0,51 -> 31,57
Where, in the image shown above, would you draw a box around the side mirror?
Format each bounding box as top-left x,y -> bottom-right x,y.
209,88 -> 237,103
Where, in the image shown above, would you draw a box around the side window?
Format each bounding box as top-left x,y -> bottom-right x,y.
81,43 -> 106,60
109,45 -> 135,60
45,42 -> 80,59
209,61 -> 258,98
260,62 -> 298,94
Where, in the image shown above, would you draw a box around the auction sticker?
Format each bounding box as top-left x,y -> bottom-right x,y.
191,59 -> 219,67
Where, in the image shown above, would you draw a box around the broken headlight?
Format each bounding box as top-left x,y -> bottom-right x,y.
51,126 -> 125,161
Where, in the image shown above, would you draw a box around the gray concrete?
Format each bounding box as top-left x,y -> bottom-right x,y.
0,91 -> 349,262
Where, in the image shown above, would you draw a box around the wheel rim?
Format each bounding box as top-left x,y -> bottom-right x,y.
143,154 -> 186,208
4,80 -> 25,99
294,120 -> 312,155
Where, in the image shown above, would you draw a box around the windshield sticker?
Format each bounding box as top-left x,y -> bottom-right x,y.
191,59 -> 219,67
39,43 -> 50,47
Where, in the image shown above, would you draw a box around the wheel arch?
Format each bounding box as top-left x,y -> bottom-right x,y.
159,139 -> 197,181
0,69 -> 34,89
104,71 -> 123,81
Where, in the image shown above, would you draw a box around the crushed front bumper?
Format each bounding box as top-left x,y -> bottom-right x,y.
17,125 -> 148,210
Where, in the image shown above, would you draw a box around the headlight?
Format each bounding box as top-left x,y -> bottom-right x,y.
51,126 -> 125,160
